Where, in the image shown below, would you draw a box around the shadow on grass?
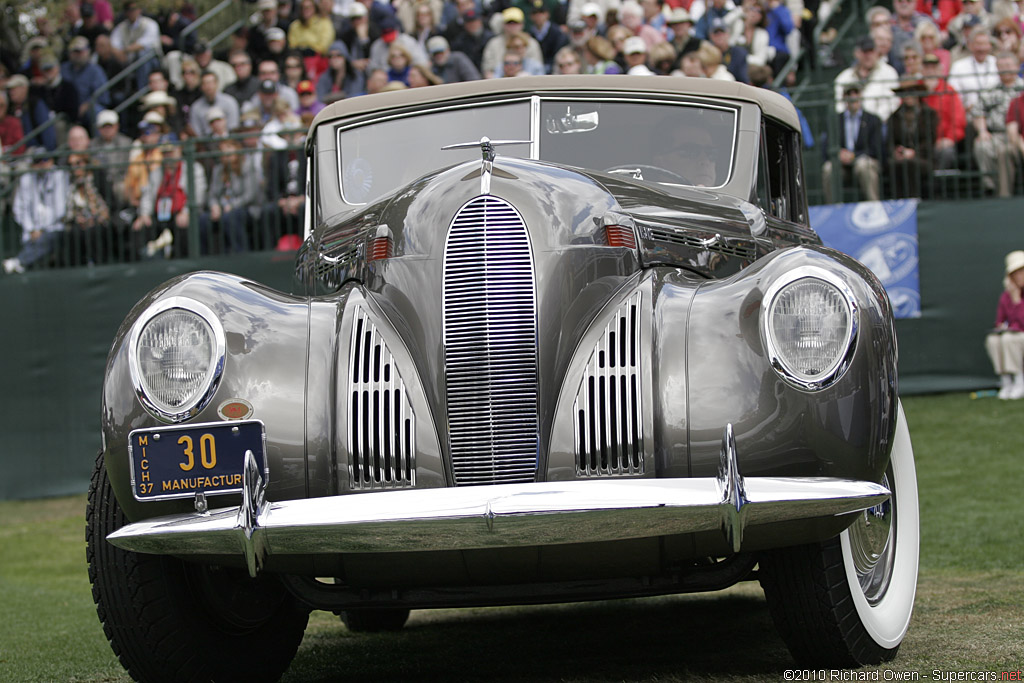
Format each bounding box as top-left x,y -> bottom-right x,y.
284,589 -> 793,682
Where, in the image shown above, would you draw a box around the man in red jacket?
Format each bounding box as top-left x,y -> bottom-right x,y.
922,52 -> 966,170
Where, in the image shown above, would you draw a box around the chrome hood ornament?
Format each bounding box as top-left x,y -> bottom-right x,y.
442,136 -> 531,194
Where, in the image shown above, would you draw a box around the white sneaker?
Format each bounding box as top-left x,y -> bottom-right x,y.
1009,373 -> 1024,400
145,228 -> 174,258
999,374 -> 1014,399
2,257 -> 24,274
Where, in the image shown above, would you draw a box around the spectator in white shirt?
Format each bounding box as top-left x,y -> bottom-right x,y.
833,35 -> 900,122
109,0 -> 162,89
947,27 -> 999,117
4,151 -> 71,273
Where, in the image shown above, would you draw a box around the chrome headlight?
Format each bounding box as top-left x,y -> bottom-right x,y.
761,267 -> 858,391
128,298 -> 225,422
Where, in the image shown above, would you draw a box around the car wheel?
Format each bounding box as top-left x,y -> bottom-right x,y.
339,608 -> 411,632
86,451 -> 309,683
758,400 -> 919,666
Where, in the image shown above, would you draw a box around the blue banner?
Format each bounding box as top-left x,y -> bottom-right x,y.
809,200 -> 921,319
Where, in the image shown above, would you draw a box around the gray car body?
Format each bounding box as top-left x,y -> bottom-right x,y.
100,77 -> 898,589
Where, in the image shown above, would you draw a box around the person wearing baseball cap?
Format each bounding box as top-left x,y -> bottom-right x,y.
623,36 -> 654,74
109,0 -> 163,89
480,5 -> 545,77
295,79 -> 323,117
5,74 -> 56,151
529,0 -> 568,72
428,35 -> 481,83
35,51 -> 81,128
90,110 -> 133,189
366,15 -> 429,73
62,35 -> 111,128
833,32 -> 900,122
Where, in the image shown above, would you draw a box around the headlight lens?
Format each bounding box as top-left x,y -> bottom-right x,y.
129,299 -> 224,421
763,270 -> 857,390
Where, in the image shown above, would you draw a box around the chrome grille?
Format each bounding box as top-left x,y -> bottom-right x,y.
574,292 -> 644,476
348,307 -> 415,489
645,227 -> 756,259
443,196 -> 539,486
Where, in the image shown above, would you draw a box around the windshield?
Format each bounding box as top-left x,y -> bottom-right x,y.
539,100 -> 737,188
336,98 -> 738,205
338,101 -> 531,204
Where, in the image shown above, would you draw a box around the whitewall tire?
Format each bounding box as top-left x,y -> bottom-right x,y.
759,400 -> 919,666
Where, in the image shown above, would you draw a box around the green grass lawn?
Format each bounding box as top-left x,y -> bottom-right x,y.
1,394 -> 1021,682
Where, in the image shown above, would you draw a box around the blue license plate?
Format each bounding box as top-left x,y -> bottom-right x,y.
128,420 -> 266,501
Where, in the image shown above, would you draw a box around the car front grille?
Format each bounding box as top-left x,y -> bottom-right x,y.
443,196 -> 539,486
574,292 -> 644,476
348,306 -> 416,489
645,227 -> 756,259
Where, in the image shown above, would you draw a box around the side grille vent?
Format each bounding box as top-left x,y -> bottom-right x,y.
645,227 -> 756,259
574,292 -> 644,476
443,196 -> 539,486
348,307 -> 415,489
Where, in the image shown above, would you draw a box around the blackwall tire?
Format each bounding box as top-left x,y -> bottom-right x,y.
339,608 -> 411,632
86,451 -> 309,683
759,401 -> 919,667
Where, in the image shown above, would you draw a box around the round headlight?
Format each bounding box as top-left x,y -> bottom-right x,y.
762,268 -> 857,390
128,298 -> 225,421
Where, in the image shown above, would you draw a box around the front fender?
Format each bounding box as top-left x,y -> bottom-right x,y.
678,246 -> 898,484
102,272 -> 310,522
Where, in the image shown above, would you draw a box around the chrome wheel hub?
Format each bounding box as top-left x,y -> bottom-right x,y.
847,469 -> 896,605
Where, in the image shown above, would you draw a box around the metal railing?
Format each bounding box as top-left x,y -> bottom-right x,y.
1,132 -> 306,270
794,80 -> 1024,206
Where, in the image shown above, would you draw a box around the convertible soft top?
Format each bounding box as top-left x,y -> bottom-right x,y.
308,75 -> 802,135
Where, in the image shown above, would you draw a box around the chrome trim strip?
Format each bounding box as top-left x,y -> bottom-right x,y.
107,476 -> 890,566
760,265 -> 859,392
127,297 -> 226,424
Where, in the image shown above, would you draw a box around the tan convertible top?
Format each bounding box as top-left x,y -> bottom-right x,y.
309,75 -> 801,133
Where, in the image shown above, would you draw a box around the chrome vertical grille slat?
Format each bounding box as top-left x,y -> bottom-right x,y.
574,292 -> 644,477
348,307 -> 415,490
443,196 -> 539,487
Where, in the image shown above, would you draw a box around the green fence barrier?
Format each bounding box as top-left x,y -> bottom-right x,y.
0,253 -> 294,501
896,199 -> 1023,394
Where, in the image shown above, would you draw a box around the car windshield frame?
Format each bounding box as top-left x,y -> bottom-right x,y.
334,94 -> 743,206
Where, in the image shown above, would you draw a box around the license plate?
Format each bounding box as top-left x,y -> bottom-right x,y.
128,420 -> 267,502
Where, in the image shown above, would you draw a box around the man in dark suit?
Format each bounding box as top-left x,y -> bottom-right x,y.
823,83 -> 884,203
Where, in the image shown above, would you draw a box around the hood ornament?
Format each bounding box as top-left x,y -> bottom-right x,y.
442,137 -> 531,194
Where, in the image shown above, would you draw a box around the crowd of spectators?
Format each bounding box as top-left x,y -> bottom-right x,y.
827,0 -> 1024,202
5,0 -> 1024,271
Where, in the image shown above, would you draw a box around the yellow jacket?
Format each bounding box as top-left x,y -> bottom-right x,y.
287,16 -> 336,56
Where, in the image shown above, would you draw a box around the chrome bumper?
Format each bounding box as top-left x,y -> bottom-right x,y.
108,425 -> 889,577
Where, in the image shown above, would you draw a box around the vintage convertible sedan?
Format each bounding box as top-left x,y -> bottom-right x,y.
88,76 -> 918,681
